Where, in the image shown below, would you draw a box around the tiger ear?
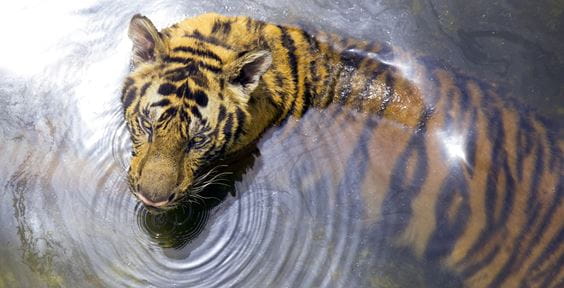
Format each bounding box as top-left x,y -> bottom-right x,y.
128,14 -> 165,65
226,50 -> 272,102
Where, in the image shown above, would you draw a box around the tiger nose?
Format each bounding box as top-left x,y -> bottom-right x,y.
135,192 -> 171,207
136,162 -> 178,207
136,179 -> 177,207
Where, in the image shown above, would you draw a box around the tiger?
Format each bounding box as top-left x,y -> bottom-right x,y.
121,13 -> 562,287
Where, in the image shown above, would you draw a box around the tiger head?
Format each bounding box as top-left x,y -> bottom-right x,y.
122,14 -> 273,208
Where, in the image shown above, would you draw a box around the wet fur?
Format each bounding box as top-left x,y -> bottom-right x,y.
121,13 -> 563,287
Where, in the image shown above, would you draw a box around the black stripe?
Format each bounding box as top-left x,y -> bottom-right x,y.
183,88 -> 208,107
460,244 -> 501,278
516,114 -> 535,180
158,83 -> 176,95
236,50 -> 249,59
184,31 -> 233,50
255,21 -> 266,34
155,107 -> 177,130
121,77 -> 134,97
455,77 -> 471,110
245,18 -> 253,32
163,56 -> 222,73
465,108 -> 478,176
150,99 -> 171,107
192,91 -> 208,107
264,81 -> 284,125
303,29 -> 318,111
320,47 -> 333,107
159,107 -> 177,121
190,106 -> 202,119
141,104 -> 150,118
425,165 -> 470,261
233,108 -> 246,141
223,113 -> 234,144
122,86 -> 137,109
523,143 -> 545,231
176,82 -> 188,98
165,63 -> 199,81
165,70 -> 188,83
274,72 -> 285,87
324,63 -> 342,107
279,26 -> 299,117
172,46 -> 223,63
165,64 -> 209,89
163,56 -> 187,63
191,75 -> 209,89
540,117 -> 560,171
302,81 -> 312,116
211,20 -> 232,35
178,109 -> 190,139
300,29 -> 318,52
179,108 -> 189,123
217,105 -> 226,122
140,82 -> 151,97
182,62 -> 200,77
196,61 -> 221,73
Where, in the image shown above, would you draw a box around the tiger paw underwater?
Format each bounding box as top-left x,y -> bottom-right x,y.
121,13 -> 562,287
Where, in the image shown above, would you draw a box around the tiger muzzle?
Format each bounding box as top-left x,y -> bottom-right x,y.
136,157 -> 179,208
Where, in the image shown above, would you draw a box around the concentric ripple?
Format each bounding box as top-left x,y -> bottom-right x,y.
55,106 -> 374,287
1,0 -> 563,287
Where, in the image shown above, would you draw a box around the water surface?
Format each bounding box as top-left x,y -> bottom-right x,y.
0,0 -> 562,287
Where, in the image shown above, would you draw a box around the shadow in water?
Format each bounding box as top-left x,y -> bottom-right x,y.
135,146 -> 260,249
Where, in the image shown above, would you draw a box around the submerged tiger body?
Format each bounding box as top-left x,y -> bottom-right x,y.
121,13 -> 562,287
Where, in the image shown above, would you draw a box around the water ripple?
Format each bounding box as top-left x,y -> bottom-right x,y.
1,0 -> 562,287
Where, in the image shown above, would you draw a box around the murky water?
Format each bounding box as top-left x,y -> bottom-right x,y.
0,0 -> 562,287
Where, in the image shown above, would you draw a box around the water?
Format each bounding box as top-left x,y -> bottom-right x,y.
0,0 -> 562,287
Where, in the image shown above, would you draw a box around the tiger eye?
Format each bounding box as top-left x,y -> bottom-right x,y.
191,135 -> 206,148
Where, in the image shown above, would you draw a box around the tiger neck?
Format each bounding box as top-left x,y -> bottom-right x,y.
259,25 -> 426,127
238,24 -> 427,151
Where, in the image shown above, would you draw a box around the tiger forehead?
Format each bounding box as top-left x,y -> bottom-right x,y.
131,60 -> 212,85
145,80 -> 214,110
128,74 -> 218,126
129,58 -> 220,105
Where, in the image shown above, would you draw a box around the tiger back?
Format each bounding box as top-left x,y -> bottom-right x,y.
121,13 -> 563,287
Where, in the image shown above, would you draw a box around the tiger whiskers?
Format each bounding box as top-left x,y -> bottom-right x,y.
192,165 -> 228,184
187,165 -> 234,202
191,193 -> 223,203
191,171 -> 233,193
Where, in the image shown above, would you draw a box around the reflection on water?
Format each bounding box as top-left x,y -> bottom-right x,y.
0,0 -> 562,287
